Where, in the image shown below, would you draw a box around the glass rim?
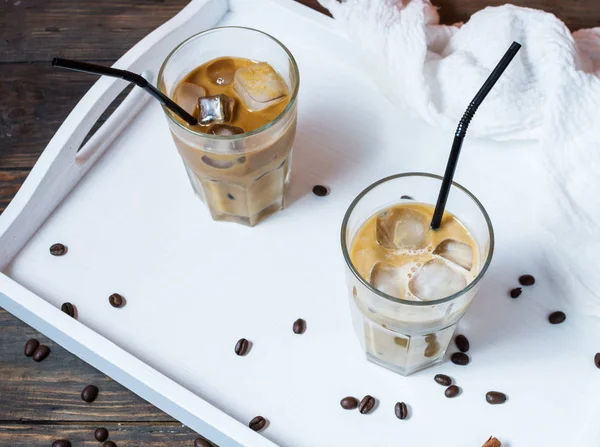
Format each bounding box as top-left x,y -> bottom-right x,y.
157,26 -> 300,141
340,172 -> 495,307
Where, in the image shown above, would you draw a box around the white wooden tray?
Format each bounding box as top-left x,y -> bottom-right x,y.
1,1 -> 599,446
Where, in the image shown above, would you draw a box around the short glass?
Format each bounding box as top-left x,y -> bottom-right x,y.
341,173 -> 494,376
158,27 -> 299,226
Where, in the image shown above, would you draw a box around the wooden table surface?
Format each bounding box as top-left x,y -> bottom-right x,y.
0,1 -> 598,445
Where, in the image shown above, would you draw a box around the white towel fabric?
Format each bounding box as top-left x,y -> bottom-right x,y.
318,0 -> 600,315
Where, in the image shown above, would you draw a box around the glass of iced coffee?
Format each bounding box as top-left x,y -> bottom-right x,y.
158,27 -> 299,226
341,173 -> 494,376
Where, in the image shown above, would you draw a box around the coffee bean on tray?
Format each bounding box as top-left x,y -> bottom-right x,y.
51,440 -> 71,447
24,338 -> 39,357
50,243 -> 67,256
548,311 -> 566,325
455,334 -> 470,353
595,353 -> 600,369
486,391 -> 507,405
61,302 -> 76,318
434,374 -> 452,386
94,427 -> 109,442
249,416 -> 267,432
451,352 -> 470,365
340,396 -> 358,410
235,338 -> 250,356
510,287 -> 522,298
194,437 -> 211,447
519,274 -> 535,286
394,402 -> 408,420
103,442 -> 117,447
445,385 -> 460,398
359,395 -> 376,414
109,293 -> 125,308
312,185 -> 329,197
293,318 -> 306,334
81,384 -> 99,403
32,345 -> 50,362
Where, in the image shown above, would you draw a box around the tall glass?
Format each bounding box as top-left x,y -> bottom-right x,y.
341,173 -> 494,376
158,27 -> 299,226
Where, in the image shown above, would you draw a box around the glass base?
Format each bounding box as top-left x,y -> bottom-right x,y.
366,351 -> 445,376
210,201 -> 283,227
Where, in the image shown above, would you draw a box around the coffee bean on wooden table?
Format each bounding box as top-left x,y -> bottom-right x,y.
194,437 -> 211,447
340,396 -> 358,410
51,441 -> 71,447
519,274 -> 535,286
434,374 -> 452,386
103,442 -> 117,447
486,391 -> 507,405
24,338 -> 39,357
61,302 -> 76,318
312,185 -> 329,197
94,427 -> 109,442
455,334 -> 470,353
235,338 -> 250,356
595,353 -> 600,369
249,416 -> 267,431
445,385 -> 460,398
510,287 -> 522,298
394,402 -> 408,420
451,352 -> 470,365
109,293 -> 125,308
548,311 -> 566,324
32,345 -> 50,362
293,318 -> 306,334
50,243 -> 67,256
358,395 -> 376,414
81,384 -> 99,403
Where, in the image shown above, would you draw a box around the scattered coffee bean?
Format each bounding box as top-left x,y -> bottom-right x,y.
81,384 -> 99,403
400,195 -> 414,200
293,318 -> 306,334
482,436 -> 501,447
235,338 -> 250,356
486,391 -> 507,405
451,352 -> 470,365
51,441 -> 71,447
61,302 -> 76,318
434,374 -> 452,386
32,345 -> 50,362
548,311 -> 566,325
519,274 -> 535,286
50,243 -> 67,256
194,437 -> 211,447
595,353 -> 600,369
394,401 -> 408,420
510,287 -> 522,298
94,427 -> 109,442
455,334 -> 470,353
249,416 -> 266,431
109,293 -> 125,308
358,395 -> 376,414
24,338 -> 39,357
103,442 -> 117,447
445,385 -> 460,398
340,396 -> 358,410
312,185 -> 329,197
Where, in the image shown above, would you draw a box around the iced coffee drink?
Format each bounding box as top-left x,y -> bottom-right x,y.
158,28 -> 299,226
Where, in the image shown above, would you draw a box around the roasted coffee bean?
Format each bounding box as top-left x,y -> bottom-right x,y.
445,385 -> 460,398
32,345 -> 50,362
451,352 -> 470,365
359,395 -> 376,414
24,338 -> 39,357
340,396 -> 358,410
103,442 -> 117,447
81,384 -> 99,403
510,287 -> 522,298
519,274 -> 535,286
94,427 -> 109,442
194,437 -> 211,447
434,374 -> 452,386
293,318 -> 306,334
394,401 -> 408,420
235,338 -> 250,356
249,416 -> 266,431
595,353 -> 600,369
109,293 -> 125,308
61,302 -> 76,318
400,195 -> 414,200
455,334 -> 470,353
486,391 -> 507,405
312,185 -> 329,197
549,311 -> 566,324
482,436 -> 501,447
51,441 -> 71,447
50,243 -> 67,256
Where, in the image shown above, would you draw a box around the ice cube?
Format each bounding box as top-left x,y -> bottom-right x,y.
233,62 -> 287,111
198,94 -> 235,125
173,82 -> 206,116
208,124 -> 245,136
408,259 -> 467,301
206,58 -> 236,86
433,239 -> 474,270
369,262 -> 405,298
376,207 -> 430,250
201,156 -> 234,170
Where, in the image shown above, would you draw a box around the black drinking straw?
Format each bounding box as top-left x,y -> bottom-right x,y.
51,57 -> 198,126
430,42 -> 522,230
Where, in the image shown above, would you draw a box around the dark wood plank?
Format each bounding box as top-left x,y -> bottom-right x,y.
0,170 -> 28,213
